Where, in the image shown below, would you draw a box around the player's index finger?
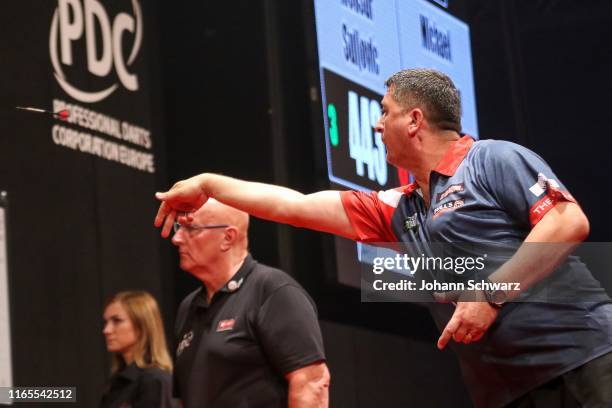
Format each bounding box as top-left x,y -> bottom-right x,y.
438,317 -> 461,349
154,201 -> 169,227
161,210 -> 177,238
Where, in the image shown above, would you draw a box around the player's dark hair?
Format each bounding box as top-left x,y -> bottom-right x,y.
385,68 -> 462,132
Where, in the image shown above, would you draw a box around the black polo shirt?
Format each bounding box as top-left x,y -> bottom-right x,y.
174,254 -> 325,408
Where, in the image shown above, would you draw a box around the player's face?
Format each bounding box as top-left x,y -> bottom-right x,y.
171,207 -> 226,274
375,90 -> 411,166
103,301 -> 138,356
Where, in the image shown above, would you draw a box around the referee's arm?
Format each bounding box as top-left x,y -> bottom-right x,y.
286,361 -> 330,408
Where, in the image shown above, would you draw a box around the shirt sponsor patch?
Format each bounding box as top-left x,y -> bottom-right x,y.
529,173 -> 559,197
529,196 -> 556,226
217,318 -> 236,332
529,183 -> 575,226
432,199 -> 464,219
436,183 -> 464,202
176,330 -> 194,357
403,213 -> 419,232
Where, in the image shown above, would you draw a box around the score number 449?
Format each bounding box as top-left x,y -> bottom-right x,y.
328,91 -> 388,186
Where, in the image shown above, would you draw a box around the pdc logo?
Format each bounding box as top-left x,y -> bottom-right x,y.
49,0 -> 143,103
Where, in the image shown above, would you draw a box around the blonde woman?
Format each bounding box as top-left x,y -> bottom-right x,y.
100,291 -> 176,408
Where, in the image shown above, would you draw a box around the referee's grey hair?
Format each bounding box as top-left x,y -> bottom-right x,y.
385,68 -> 462,132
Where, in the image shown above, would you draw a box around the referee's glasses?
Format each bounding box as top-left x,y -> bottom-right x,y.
173,222 -> 229,235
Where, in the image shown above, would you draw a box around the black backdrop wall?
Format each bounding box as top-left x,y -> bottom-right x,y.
0,1 -> 171,407
0,0 -> 611,407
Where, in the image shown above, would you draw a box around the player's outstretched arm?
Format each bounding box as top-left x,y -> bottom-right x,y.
154,173 -> 357,240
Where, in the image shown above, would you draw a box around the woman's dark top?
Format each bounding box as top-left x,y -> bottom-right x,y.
100,363 -> 175,408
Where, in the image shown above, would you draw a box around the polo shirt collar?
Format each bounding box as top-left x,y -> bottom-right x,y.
193,254 -> 256,307
402,135 -> 474,197
218,253 -> 255,294
432,134 -> 474,176
402,182 -> 419,195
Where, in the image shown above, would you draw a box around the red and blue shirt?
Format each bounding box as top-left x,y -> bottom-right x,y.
340,135 -> 576,246
340,136 -> 612,407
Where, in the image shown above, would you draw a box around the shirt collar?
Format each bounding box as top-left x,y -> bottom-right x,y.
193,254 -> 256,308
401,135 -> 474,196
402,183 -> 419,195
432,135 -> 474,176
218,253 -> 255,294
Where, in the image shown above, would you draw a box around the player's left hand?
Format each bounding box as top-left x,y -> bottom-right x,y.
437,301 -> 499,349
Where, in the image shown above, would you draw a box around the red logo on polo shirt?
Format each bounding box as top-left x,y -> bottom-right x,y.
432,199 -> 464,219
529,196 -> 555,226
436,183 -> 464,202
217,319 -> 236,332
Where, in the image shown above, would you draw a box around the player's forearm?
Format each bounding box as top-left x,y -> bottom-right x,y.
197,173 -> 306,225
489,202 -> 589,299
196,173 -> 356,239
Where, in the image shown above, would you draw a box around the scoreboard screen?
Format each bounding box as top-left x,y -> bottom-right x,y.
312,0 -> 479,287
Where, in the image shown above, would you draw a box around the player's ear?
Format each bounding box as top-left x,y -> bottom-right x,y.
407,108 -> 424,134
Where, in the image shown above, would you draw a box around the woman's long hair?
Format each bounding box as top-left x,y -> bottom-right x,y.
106,291 -> 173,374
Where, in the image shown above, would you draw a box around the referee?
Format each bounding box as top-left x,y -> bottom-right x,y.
171,199 -> 329,407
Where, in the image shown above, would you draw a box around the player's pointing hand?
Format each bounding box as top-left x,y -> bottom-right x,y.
154,175 -> 209,237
